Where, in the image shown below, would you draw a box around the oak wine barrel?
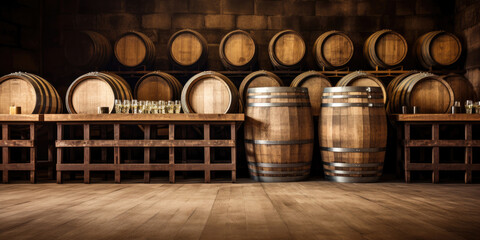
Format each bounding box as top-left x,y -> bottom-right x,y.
64,31 -> 112,70
389,72 -> 454,114
442,73 -> 477,111
291,71 -> 331,116
0,72 -> 63,114
66,72 -> 133,114
245,87 -> 313,182
114,31 -> 155,68
385,71 -> 419,114
168,29 -> 208,70
181,71 -> 239,114
364,29 -> 408,69
313,30 -> 354,69
320,86 -> 387,183
414,31 -> 462,69
219,30 -> 257,70
268,30 -> 306,70
336,71 -> 387,104
134,71 -> 182,101
239,70 -> 283,105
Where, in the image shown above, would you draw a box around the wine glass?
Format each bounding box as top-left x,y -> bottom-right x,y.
132,99 -> 138,114
158,100 -> 166,114
138,101 -> 145,114
465,100 -> 473,114
122,99 -> 131,113
174,100 -> 182,114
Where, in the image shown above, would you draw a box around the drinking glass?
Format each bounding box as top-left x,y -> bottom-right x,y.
158,100 -> 166,114
475,101 -> 480,114
145,101 -> 151,114
174,100 -> 182,114
167,100 -> 174,113
132,99 -> 138,114
465,100 -> 473,114
138,101 -> 145,114
114,99 -> 122,114
151,101 -> 158,114
122,100 -> 130,113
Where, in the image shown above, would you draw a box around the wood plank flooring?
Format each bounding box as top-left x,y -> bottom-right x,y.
0,181 -> 479,240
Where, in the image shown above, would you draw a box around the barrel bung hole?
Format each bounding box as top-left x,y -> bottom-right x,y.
410,125 -> 431,140
410,147 -> 432,163
439,124 -> 464,140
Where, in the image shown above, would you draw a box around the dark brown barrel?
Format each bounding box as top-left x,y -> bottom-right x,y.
245,87 -> 313,182
389,72 -> 454,114
337,71 -> 387,104
66,72 -> 133,114
313,30 -> 354,69
291,71 -> 331,116
442,73 -> 477,111
239,70 -> 283,105
168,29 -> 208,70
0,72 -> 63,114
320,86 -> 387,183
415,31 -> 462,69
134,71 -> 182,101
64,31 -> 112,70
219,30 -> 257,70
386,71 -> 419,114
181,71 -> 239,114
268,30 -> 306,70
364,29 -> 408,69
114,31 -> 155,68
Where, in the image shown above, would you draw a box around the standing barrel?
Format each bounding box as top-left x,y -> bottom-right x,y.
313,30 -> 354,69
66,72 -> 132,114
442,74 -> 477,111
245,87 -> 313,182
181,71 -> 239,114
134,71 -> 182,101
168,29 -> 208,70
64,31 -> 112,70
414,31 -> 462,69
337,71 -> 387,104
0,72 -> 63,114
114,31 -> 155,68
239,70 -> 283,105
268,30 -> 306,70
219,30 -> 257,70
320,87 -> 387,183
389,73 -> 454,114
291,71 -> 331,116
364,29 -> 408,69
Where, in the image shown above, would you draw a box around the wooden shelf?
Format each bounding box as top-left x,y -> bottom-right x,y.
0,114 -> 43,122
394,114 -> 480,122
44,113 -> 244,122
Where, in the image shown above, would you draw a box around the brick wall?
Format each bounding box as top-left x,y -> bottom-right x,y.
456,0 -> 480,98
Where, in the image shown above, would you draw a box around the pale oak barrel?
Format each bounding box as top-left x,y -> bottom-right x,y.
64,31 -> 112,70
168,29 -> 208,70
414,31 -> 462,69
336,71 -> 387,104
245,87 -> 313,182
364,29 -> 408,69
66,72 -> 133,114
219,30 -> 257,70
134,71 -> 182,101
313,30 -> 354,69
268,30 -> 306,70
114,31 -> 155,68
290,71 -> 331,116
181,71 -> 239,114
320,86 -> 387,183
239,70 -> 283,105
0,72 -> 63,114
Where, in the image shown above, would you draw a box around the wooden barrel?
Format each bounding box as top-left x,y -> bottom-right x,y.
442,74 -> 477,111
64,31 -> 112,70
364,29 -> 408,69
181,71 -> 239,113
0,72 -> 63,114
66,72 -> 133,114
389,72 -> 454,114
320,86 -> 387,183
219,30 -> 257,70
313,30 -> 354,69
291,71 -> 331,116
168,29 -> 208,70
239,70 -> 283,105
415,31 -> 462,69
386,71 -> 419,114
245,87 -> 313,182
268,30 -> 306,70
114,31 -> 155,68
336,71 -> 387,104
134,71 -> 182,101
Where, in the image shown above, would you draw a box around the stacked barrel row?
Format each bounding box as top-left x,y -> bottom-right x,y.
64,29 -> 463,71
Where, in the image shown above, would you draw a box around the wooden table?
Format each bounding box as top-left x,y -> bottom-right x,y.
394,114 -> 480,183
0,114 -> 54,183
44,114 -> 244,184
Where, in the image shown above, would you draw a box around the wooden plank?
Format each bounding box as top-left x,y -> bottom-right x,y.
0,114 -> 43,122
432,124 -> 440,183
56,139 -> 236,147
56,164 -> 117,171
114,123 -> 120,183
394,114 -> 480,122
0,140 -> 35,147
204,124 -> 210,183
84,124 -> 90,184
231,123 -> 236,183
465,124 -> 472,183
405,140 -> 480,147
169,124 -> 175,183
1,163 -> 34,170
44,114 -> 245,122
404,123 -> 410,183
56,124 -> 63,184
2,124 -> 9,183
144,125 -> 151,183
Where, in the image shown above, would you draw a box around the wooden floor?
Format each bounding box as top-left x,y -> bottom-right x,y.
0,181 -> 479,240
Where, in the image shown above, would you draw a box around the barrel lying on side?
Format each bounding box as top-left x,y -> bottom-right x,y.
219,30 -> 257,70
320,87 -> 387,183
66,72 -> 132,114
313,30 -> 354,69
134,71 -> 182,101
414,31 -> 462,69
245,87 -> 313,182
64,31 -> 112,70
114,31 -> 156,68
336,71 -> 387,104
442,73 -> 477,111
268,30 -> 306,70
0,72 -> 63,114
364,29 -> 408,69
291,71 -> 331,116
239,70 -> 283,105
168,29 -> 208,70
